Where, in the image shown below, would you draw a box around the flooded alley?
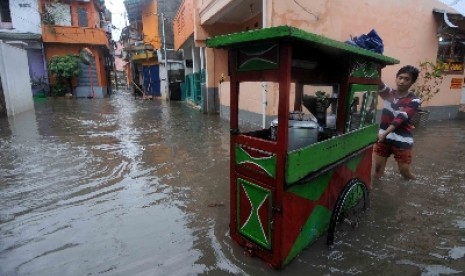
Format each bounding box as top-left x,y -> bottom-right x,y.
0,91 -> 464,275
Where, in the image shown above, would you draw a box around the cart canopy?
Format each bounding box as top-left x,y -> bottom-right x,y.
206,25 -> 399,66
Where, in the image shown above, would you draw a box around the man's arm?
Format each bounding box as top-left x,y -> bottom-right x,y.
378,82 -> 391,100
378,124 -> 396,142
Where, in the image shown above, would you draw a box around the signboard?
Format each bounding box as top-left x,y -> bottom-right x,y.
450,78 -> 463,89
444,62 -> 464,73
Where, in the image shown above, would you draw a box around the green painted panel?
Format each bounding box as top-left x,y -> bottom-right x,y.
237,43 -> 279,71
238,179 -> 272,249
185,73 -> 202,105
235,145 -> 276,178
287,171 -> 333,201
350,61 -> 380,78
283,205 -> 331,265
286,124 -> 378,184
207,26 -> 399,65
346,153 -> 364,172
238,58 -> 278,71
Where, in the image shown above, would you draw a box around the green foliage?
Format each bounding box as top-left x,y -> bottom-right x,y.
412,61 -> 446,104
51,81 -> 67,97
48,54 -> 80,95
48,54 -> 80,79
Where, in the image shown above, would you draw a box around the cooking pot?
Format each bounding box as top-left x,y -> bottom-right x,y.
270,118 -> 320,151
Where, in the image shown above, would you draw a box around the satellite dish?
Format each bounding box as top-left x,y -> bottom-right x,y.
79,47 -> 94,65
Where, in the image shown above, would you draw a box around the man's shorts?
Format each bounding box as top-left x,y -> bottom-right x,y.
374,142 -> 413,164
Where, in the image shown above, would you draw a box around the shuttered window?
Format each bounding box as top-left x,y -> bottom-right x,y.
78,7 -> 88,27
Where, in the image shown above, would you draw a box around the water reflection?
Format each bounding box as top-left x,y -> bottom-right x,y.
0,92 -> 464,275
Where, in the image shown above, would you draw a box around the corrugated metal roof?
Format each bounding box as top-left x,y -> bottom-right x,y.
0,32 -> 41,40
124,0 -> 150,22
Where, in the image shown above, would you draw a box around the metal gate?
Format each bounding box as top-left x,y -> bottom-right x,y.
143,65 -> 160,97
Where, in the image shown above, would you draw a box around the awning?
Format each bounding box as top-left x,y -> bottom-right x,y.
433,8 -> 465,40
437,0 -> 465,17
123,0 -> 150,21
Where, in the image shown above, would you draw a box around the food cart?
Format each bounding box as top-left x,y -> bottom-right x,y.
207,26 -> 399,268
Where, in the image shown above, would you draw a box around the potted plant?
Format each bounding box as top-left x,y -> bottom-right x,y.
48,54 -> 80,97
30,74 -> 49,97
411,61 -> 445,127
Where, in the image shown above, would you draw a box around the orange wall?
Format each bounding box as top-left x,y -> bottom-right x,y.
42,26 -> 109,46
70,1 -> 100,28
40,0 -> 109,47
44,44 -> 107,87
174,0 -> 195,50
142,1 -> 161,49
40,0 -> 100,28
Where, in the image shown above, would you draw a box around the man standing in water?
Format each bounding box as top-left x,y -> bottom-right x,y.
374,65 -> 420,180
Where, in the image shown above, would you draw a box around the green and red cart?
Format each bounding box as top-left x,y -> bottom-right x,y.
207,26 -> 399,268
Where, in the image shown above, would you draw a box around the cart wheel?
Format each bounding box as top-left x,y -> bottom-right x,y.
327,178 -> 369,246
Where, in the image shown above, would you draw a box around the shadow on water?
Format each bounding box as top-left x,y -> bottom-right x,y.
0,92 -> 464,275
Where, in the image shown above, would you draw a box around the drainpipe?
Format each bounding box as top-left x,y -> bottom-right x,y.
263,0 -> 267,28
161,12 -> 169,100
200,47 -> 205,112
261,0 -> 267,128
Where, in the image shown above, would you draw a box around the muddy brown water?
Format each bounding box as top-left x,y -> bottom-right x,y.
1,91 -> 464,275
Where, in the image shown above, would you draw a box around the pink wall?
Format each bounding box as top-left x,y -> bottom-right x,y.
114,42 -> 126,72
269,0 -> 460,107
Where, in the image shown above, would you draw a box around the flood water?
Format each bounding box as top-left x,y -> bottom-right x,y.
0,91 -> 464,275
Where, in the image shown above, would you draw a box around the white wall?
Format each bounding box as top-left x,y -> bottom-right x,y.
0,42 -> 34,116
182,45 -> 194,76
159,63 -> 168,99
4,0 -> 41,34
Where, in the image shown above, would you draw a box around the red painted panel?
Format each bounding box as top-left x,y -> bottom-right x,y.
281,193 -> 317,259
258,196 -> 270,242
238,184 -> 253,229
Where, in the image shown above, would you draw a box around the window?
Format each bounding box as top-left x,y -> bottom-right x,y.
437,39 -> 465,73
77,7 -> 88,27
346,85 -> 378,132
0,0 -> 12,29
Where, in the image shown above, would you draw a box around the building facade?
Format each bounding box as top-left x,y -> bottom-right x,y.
122,0 -> 183,100
174,0 -> 465,121
40,0 -> 113,98
0,0 -> 46,97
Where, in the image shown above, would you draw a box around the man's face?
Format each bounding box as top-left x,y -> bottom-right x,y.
395,73 -> 414,92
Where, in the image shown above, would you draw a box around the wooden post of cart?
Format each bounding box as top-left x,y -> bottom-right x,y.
207,26 -> 399,268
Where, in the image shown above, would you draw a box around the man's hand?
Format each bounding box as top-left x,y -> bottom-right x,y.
378,124 -> 396,142
378,133 -> 386,142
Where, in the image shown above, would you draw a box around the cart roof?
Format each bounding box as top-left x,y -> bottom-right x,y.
206,25 -> 399,65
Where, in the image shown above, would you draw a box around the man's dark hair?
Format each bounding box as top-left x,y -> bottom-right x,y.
396,65 -> 420,83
